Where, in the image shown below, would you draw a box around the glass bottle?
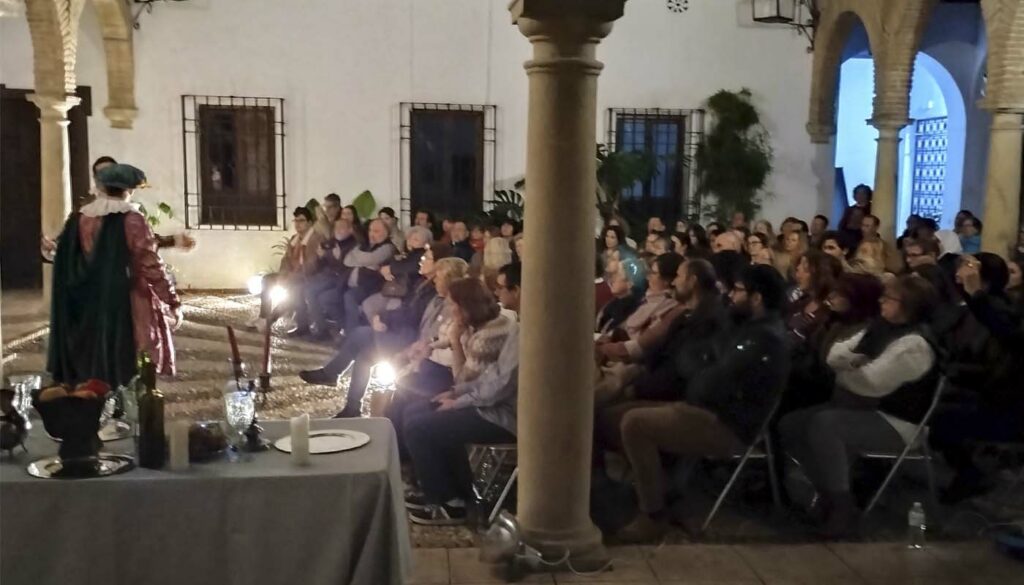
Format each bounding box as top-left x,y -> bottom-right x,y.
137,352 -> 167,469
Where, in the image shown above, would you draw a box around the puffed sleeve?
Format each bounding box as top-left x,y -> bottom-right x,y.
125,212 -> 181,308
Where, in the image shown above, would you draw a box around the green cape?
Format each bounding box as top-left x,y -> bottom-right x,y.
47,213 -> 137,388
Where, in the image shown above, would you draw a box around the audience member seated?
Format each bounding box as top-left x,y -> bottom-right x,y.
498,219 -> 518,239
512,233 -> 525,263
298,247 -> 464,415
779,274 -> 939,538
930,253 -> 1024,503
378,206 -> 405,251
450,220 -> 475,262
647,216 -> 666,235
902,237 -> 940,270
314,193 -> 342,239
403,266 -> 522,525
712,230 -> 744,254
752,219 -> 776,242
817,230 -> 852,270
621,253 -> 683,340
613,264 -> 790,542
597,256 -> 645,337
259,207 -> 324,336
645,233 -> 672,256
959,216 -> 983,254
339,218 -> 397,334
470,234 -> 513,291
305,217 -> 358,340
786,250 -> 842,344
596,258 -> 725,409
775,229 -> 807,277
710,250 -> 747,297
747,232 -> 775,267
859,214 -> 904,274
341,204 -> 365,241
1007,257 -> 1023,310
810,214 -> 829,247
413,209 -> 436,233
361,225 -> 433,327
686,224 -> 712,258
669,231 -> 689,258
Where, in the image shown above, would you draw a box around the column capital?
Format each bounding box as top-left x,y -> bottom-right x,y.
868,115 -> 910,133
510,0 -> 625,25
988,111 -> 1023,133
103,105 -> 139,129
27,93 -> 82,120
806,121 -> 835,144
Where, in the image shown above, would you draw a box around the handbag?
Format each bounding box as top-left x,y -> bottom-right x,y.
381,275 -> 409,298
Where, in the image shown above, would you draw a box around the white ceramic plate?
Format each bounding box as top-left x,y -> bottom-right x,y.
273,430 -> 371,454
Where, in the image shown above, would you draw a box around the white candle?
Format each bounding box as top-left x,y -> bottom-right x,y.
290,414 -> 310,466
168,420 -> 190,472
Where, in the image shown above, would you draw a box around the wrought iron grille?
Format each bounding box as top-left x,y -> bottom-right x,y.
911,117 -> 948,224
182,95 -> 287,230
607,107 -> 705,221
399,103 -> 496,224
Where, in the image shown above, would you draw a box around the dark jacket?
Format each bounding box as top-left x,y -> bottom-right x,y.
379,281 -> 437,334
962,291 -> 1024,413
317,234 -> 358,280
596,294 -> 641,336
452,240 -> 475,263
387,248 -> 427,279
631,295 -> 727,401
687,314 -> 790,444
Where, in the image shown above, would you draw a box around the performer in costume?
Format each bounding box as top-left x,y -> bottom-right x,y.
47,164 -> 182,389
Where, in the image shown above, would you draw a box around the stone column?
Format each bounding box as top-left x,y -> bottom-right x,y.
807,122 -> 837,218
28,93 -> 80,297
510,0 -> 624,564
871,118 -> 907,241
981,112 -> 1023,254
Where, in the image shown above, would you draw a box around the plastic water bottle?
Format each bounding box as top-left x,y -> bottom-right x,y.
907,502 -> 926,549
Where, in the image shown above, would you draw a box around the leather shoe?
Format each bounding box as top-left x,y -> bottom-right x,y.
298,369 -> 335,385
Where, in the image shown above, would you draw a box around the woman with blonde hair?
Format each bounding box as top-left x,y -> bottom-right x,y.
475,236 -> 513,291
849,239 -> 887,277
775,230 -> 808,279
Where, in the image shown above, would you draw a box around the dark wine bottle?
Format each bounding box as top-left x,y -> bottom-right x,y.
137,352 -> 167,469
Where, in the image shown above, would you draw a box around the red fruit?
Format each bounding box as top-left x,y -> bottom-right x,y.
77,379 -> 110,398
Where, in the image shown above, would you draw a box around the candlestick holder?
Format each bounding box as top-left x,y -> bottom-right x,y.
242,415 -> 270,452
257,373 -> 271,406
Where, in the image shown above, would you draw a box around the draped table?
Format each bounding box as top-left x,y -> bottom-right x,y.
0,418 -> 412,585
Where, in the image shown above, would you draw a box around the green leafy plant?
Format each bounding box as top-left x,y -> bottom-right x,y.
137,201 -> 174,228
487,185 -> 525,224
693,88 -> 773,222
352,190 -> 376,220
596,144 -> 659,219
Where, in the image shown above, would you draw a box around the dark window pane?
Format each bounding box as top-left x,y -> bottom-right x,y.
198,105 -> 277,226
411,110 -> 483,217
614,114 -> 685,221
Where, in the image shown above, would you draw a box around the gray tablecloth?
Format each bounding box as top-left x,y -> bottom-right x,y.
0,418 -> 412,585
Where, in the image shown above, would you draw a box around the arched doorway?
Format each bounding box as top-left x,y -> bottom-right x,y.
834,52 -> 966,229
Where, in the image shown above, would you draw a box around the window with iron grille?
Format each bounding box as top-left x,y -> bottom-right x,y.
182,96 -> 286,230
911,117 -> 948,224
399,103 -> 495,224
607,108 -> 704,222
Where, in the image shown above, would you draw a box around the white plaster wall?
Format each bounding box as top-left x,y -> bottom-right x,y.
0,0 -> 813,289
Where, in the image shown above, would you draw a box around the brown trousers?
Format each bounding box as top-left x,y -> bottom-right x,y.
610,401 -> 743,513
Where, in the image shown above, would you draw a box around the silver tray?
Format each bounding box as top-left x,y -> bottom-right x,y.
47,420 -> 133,443
27,453 -> 135,479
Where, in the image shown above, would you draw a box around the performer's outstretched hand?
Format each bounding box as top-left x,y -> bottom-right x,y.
171,306 -> 185,331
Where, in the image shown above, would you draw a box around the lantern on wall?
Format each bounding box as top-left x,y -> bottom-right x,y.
752,0 -> 796,24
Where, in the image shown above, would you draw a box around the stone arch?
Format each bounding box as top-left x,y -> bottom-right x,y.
870,0 -> 936,124
23,0 -> 85,97
806,5 -> 880,143
90,0 -> 137,128
981,0 -> 1024,111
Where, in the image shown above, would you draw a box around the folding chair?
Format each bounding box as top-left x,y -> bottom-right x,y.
468,444 -> 519,527
701,394 -> 784,533
861,376 -> 948,516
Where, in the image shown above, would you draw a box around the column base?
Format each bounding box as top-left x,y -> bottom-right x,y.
521,522 -> 608,572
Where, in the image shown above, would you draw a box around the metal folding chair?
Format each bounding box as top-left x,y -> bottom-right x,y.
861,376 -> 948,516
468,444 -> 519,527
701,395 -> 784,533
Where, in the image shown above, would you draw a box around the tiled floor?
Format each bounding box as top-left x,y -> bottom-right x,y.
408,542 -> 1024,585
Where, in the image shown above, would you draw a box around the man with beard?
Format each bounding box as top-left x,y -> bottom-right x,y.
612,264 -> 790,542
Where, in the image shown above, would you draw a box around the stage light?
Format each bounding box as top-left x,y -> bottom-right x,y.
247,275 -> 263,295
